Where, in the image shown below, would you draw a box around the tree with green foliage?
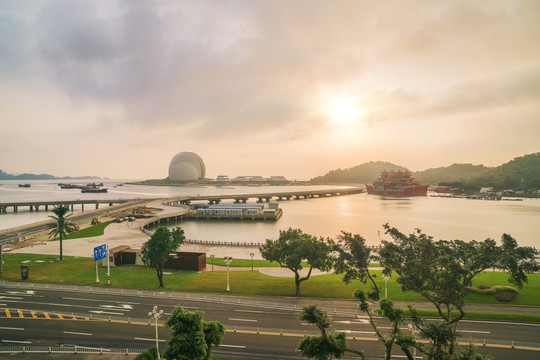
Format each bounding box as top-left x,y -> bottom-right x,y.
141,226 -> 185,287
302,225 -> 537,359
134,347 -> 160,360
48,205 -> 77,260
259,228 -> 334,296
378,224 -> 538,359
297,304 -> 357,360
333,231 -> 380,300
164,305 -> 225,360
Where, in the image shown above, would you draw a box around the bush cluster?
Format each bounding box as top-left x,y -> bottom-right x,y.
466,285 -> 518,295
495,292 -> 517,302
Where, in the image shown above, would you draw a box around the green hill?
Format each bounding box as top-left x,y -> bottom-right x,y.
414,164 -> 490,186
310,152 -> 540,192
311,161 -> 406,184
468,153 -> 540,191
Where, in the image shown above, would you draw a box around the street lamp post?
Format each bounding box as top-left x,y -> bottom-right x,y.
224,256 -> 233,291
210,254 -> 215,271
408,323 -> 418,359
382,274 -> 390,298
148,306 -> 164,360
250,253 -> 254,271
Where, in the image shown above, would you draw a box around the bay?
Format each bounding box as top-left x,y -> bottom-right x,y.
1,180 -> 538,247
173,193 -> 540,247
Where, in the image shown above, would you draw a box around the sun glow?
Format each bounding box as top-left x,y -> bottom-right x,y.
325,97 -> 366,129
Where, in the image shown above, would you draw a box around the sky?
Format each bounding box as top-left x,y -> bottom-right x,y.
0,0 -> 539,180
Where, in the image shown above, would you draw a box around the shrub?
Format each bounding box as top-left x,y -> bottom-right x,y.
495,292 -> 517,302
466,285 -> 518,295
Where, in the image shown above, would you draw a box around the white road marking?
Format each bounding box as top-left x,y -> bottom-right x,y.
135,338 -> 166,343
459,330 -> 491,334
5,290 -> 35,296
99,304 -> 133,311
62,297 -> 140,305
0,296 -> 23,300
219,344 -> 246,349
89,310 -> 124,315
0,327 -> 24,331
64,331 -> 92,336
335,320 -> 369,324
1,340 -> 32,344
228,318 -> 258,322
337,330 -> 376,334
235,309 -> 263,313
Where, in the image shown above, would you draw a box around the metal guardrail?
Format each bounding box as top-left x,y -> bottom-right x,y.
0,346 -> 143,355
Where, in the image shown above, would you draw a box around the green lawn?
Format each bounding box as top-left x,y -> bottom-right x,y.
2,253 -> 539,307
50,221 -> 113,241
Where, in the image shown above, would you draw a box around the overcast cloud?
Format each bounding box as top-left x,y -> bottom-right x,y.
0,0 -> 538,179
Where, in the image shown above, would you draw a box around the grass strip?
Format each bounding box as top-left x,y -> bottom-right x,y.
3,254 -> 540,308
50,221 -> 113,241
389,309 -> 540,323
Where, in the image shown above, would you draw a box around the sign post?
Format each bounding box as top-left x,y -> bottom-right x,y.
93,244 -> 107,283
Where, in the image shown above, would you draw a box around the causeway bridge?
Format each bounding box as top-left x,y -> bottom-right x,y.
0,199 -> 132,213
167,187 -> 363,205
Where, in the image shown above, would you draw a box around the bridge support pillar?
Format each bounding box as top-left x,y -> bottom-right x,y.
95,204 -> 99,209
14,206 -> 17,212
30,205 -> 34,211
35,205 -> 39,211
71,204 -> 74,211
45,205 -> 48,211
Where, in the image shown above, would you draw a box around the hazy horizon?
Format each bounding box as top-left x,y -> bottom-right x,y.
1,1 -> 539,180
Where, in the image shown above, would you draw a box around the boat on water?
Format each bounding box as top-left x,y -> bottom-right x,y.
59,183 -> 82,189
81,186 -> 108,193
366,170 -> 428,196
18,184 -> 31,188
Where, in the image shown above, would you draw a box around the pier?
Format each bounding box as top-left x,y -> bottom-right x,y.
0,199 -> 132,213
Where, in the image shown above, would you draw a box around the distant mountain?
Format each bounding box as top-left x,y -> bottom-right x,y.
467,152 -> 540,190
0,169 -> 102,180
310,152 -> 540,191
414,164 -> 490,186
311,161 -> 407,184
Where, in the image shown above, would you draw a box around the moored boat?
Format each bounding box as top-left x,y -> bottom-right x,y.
366,170 -> 428,196
81,186 -> 108,193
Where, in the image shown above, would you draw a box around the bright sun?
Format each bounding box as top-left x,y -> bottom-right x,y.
328,98 -> 363,126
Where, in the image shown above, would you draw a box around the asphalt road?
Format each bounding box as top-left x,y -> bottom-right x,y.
0,282 -> 539,359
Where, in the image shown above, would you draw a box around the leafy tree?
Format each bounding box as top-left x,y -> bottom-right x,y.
333,231 -> 380,300
134,347 -> 160,360
141,226 -> 185,287
48,205 -> 77,260
378,224 -> 538,359
259,228 -> 334,296
297,304 -> 359,360
164,305 -> 225,360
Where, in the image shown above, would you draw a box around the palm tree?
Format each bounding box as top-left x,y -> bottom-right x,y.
48,205 -> 77,260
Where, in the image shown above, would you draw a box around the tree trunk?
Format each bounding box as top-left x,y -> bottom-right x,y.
295,272 -> 301,296
157,264 -> 164,287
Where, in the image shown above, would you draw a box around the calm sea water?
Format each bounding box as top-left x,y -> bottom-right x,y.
1,180 -> 539,247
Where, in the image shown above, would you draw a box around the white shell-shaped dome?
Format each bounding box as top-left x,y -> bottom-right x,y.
168,152 -> 206,181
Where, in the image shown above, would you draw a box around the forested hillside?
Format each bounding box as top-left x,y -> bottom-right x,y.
467,152 -> 540,191
311,161 -> 406,184
414,164 -> 490,185
310,153 -> 540,192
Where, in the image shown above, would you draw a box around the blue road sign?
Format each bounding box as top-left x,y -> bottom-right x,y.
93,244 -> 107,262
